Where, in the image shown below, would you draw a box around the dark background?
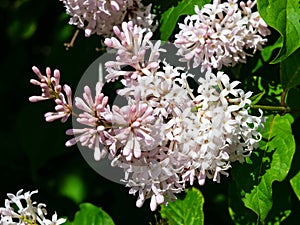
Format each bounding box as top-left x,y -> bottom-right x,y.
0,0 -> 157,224
0,1 -> 173,224
0,0 -> 263,224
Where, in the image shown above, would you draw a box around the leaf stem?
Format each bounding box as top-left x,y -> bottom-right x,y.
251,104 -> 291,112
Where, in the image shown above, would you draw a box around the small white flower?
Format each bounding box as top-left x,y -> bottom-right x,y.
0,189 -> 66,225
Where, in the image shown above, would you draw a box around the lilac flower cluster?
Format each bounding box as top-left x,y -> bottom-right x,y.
0,190 -> 66,225
59,0 -> 155,37
29,21 -> 264,211
29,66 -> 73,123
175,0 -> 271,72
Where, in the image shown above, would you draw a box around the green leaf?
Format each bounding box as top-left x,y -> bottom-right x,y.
65,203 -> 115,225
257,0 -> 300,63
290,171 -> 300,201
280,48 -> 300,90
160,0 -> 210,41
160,188 -> 204,225
250,90 -> 265,105
242,114 -> 295,222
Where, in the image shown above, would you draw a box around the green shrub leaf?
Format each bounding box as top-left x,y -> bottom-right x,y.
257,0 -> 300,63
250,91 -> 265,105
242,114 -> 295,222
159,0 -> 210,41
64,203 -> 115,225
290,171 -> 300,201
160,188 -> 204,225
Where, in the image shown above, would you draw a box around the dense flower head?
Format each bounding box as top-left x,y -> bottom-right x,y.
174,0 -> 271,72
29,21 -> 264,211
64,21 -> 263,210
0,189 -> 66,225
66,82 -> 112,161
59,0 -> 155,37
104,21 -> 165,82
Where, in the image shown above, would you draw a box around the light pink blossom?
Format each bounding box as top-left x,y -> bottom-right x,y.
29,66 -> 73,123
66,82 -> 113,161
175,0 -> 271,72
60,0 -> 155,37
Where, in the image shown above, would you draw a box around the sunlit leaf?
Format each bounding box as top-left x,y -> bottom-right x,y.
160,0 -> 210,41
160,188 -> 204,225
242,114 -> 295,222
250,91 -> 265,105
64,203 -> 115,225
290,171 -> 300,201
257,0 -> 300,63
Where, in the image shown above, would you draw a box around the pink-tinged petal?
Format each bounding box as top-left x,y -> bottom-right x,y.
136,198 -> 144,208
30,79 -> 41,86
29,96 -> 48,102
94,141 -> 101,161
83,86 -> 94,108
150,195 -> 157,211
85,29 -> 92,37
198,172 -> 206,186
75,97 -> 91,112
131,121 -> 140,128
110,1 -> 120,11
44,113 -> 65,122
53,69 -> 61,85
133,142 -> 141,158
61,115 -> 70,123
123,140 -> 132,156
46,67 -> 51,79
65,138 -> 77,147
55,105 -> 65,112
32,66 -> 44,80
63,84 -> 73,106
156,194 -> 164,205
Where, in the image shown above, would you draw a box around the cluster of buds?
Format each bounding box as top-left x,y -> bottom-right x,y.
29,20 -> 264,210
0,190 -> 66,225
175,0 -> 271,72
29,66 -> 73,123
59,0 -> 155,37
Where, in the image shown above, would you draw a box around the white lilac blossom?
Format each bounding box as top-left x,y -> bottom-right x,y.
59,0 -> 155,37
181,71 -> 263,186
29,22 -> 264,211
102,22 -> 263,210
29,66 -> 73,123
174,0 -> 271,72
0,189 -> 66,225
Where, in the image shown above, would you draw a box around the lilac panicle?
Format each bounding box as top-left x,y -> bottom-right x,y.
29,66 -> 73,123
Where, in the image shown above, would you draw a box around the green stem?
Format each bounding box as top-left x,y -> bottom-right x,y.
251,104 -> 291,112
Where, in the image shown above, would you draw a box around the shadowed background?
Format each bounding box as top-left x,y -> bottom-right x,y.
0,0 -> 235,224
